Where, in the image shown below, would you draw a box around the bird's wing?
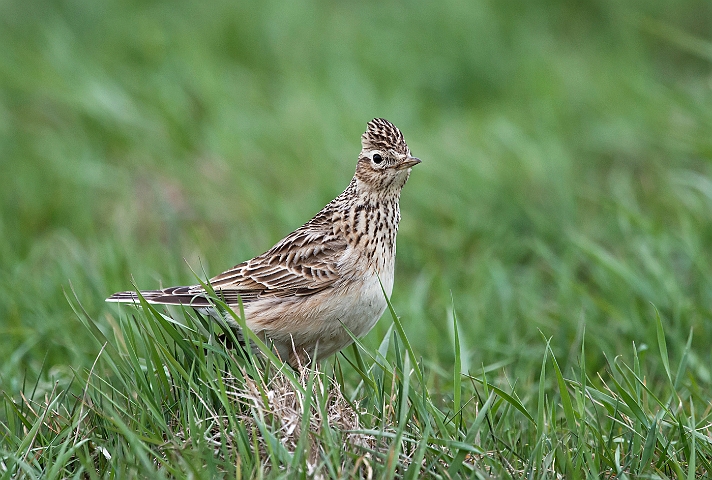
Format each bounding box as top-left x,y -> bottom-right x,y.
106,226 -> 346,307
208,228 -> 345,304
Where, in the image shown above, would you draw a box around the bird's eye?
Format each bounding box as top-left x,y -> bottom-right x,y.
372,153 -> 383,164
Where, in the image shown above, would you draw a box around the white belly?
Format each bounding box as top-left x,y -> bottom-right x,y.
240,263 -> 395,363
336,269 -> 393,337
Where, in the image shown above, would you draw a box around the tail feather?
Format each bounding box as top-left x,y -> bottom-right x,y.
105,286 -> 212,307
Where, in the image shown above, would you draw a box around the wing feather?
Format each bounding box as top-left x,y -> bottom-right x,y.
210,228 -> 344,298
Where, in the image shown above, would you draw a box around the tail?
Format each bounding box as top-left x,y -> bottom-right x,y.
106,286 -> 212,307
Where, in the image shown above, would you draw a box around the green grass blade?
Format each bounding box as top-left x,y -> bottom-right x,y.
452,300 -> 462,432
468,374 -> 535,423
549,344 -> 576,431
535,336 -> 551,474
653,304 -> 673,390
687,398 -> 696,480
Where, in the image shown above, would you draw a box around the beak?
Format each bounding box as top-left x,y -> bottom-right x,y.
400,156 -> 421,169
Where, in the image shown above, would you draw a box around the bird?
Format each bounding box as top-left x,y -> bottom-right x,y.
107,118 -> 420,367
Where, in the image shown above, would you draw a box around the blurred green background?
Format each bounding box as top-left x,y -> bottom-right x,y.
1,0 -> 711,392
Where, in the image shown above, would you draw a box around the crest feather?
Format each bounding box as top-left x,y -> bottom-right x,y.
361,118 -> 409,154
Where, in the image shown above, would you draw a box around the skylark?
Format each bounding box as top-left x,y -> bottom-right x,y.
107,118 -> 420,366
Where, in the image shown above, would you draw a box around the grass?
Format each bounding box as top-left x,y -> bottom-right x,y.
2,291 -> 709,477
1,0 -> 711,477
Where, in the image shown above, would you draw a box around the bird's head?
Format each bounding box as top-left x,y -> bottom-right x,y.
355,118 -> 420,194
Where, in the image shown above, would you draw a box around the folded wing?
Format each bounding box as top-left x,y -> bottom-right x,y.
106,226 -> 346,307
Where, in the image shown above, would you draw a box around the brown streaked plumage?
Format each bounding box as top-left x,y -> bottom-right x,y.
107,118 -> 420,366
